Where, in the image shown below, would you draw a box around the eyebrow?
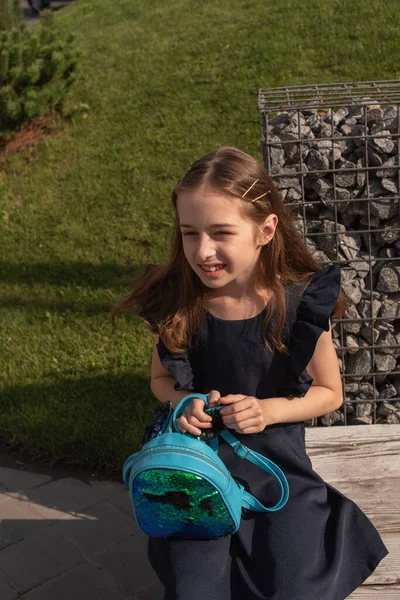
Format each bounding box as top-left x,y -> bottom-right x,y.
179,223 -> 239,229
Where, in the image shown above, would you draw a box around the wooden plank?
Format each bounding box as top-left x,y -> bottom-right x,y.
348,585 -> 400,598
320,478 -> 400,534
304,425 -> 400,483
303,425 -> 400,590
304,424 -> 400,446
362,532 -> 399,585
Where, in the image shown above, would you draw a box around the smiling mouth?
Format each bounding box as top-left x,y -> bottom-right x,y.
200,264 -> 226,273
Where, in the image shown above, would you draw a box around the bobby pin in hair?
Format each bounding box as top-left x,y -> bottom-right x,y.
241,178 -> 270,203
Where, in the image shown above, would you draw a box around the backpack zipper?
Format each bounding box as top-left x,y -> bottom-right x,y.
131,445 -> 230,483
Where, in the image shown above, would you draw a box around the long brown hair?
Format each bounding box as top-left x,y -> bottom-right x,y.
110,146 -> 346,354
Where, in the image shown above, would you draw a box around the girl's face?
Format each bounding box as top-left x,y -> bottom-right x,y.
177,184 -> 277,297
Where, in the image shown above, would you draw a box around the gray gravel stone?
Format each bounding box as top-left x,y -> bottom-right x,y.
353,403 -> 373,425
366,108 -> 384,126
375,353 -> 397,373
342,278 -> 365,304
346,346 -> 372,378
376,157 -> 398,178
379,384 -> 397,399
358,382 -> 376,399
379,294 -> 400,318
335,160 -> 356,187
313,140 -> 342,161
370,196 -> 399,220
338,231 -> 361,261
345,334 -> 360,354
306,149 -> 330,173
343,303 -> 362,334
358,297 -> 382,319
381,178 -> 398,194
377,330 -> 398,355
374,217 -> 400,245
360,325 -> 380,344
372,130 -> 395,153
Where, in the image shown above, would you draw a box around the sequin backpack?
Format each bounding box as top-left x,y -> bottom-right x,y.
122,393 -> 289,540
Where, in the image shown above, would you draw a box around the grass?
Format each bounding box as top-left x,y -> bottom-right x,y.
1,0 -> 400,473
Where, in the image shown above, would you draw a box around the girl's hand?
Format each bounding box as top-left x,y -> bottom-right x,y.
176,390 -> 221,436
219,394 -> 275,434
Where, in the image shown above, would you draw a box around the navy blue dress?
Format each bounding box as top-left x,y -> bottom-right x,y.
147,263 -> 389,600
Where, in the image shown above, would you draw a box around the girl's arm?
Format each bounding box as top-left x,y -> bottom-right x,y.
150,334 -> 192,408
263,322 -> 343,424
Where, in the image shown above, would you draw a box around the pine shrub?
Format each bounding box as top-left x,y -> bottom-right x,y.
0,0 -> 80,135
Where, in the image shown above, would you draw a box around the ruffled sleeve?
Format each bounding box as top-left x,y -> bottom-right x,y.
156,337 -> 195,392
280,262 -> 341,398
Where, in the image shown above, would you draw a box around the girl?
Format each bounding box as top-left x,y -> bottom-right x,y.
111,146 -> 388,600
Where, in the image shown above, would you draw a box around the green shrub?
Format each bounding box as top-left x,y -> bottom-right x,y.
0,0 -> 21,30
0,0 -> 80,135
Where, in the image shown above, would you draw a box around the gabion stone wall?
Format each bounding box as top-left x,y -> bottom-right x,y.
258,80 -> 400,427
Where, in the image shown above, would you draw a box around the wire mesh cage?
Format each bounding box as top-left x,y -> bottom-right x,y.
258,80 -> 400,427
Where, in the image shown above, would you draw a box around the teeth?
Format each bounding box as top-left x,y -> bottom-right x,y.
202,265 -> 224,272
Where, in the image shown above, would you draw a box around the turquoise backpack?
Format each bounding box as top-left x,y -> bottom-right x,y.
122,393 -> 289,540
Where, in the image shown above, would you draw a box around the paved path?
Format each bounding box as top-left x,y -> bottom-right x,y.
0,452 -> 163,599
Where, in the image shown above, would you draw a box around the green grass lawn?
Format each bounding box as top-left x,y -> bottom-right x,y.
1,0 -> 399,473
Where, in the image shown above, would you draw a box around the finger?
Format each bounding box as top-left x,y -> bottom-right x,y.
241,425 -> 265,434
175,417 -> 187,433
221,399 -> 253,417
180,408 -> 212,429
237,418 -> 266,434
226,417 -> 262,434
176,422 -> 186,433
187,414 -> 213,428
191,409 -> 212,423
177,415 -> 202,436
222,406 -> 258,426
207,389 -> 221,407
219,394 -> 245,405
191,399 -> 212,422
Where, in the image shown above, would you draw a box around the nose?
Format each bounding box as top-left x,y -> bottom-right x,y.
196,234 -> 218,262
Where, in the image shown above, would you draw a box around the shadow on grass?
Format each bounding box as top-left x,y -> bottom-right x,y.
0,372 -> 158,477
0,261 -> 148,289
0,296 -> 114,315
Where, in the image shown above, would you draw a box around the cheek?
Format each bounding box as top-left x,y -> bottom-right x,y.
182,240 -> 194,261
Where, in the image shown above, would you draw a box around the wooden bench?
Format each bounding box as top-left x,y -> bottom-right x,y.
305,424 -> 400,598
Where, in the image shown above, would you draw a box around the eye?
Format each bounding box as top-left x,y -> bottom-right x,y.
182,232 -> 231,236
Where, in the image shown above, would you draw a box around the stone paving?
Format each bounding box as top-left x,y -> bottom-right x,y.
0,455 -> 164,599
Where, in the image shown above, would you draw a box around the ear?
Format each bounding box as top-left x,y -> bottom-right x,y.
258,214 -> 278,246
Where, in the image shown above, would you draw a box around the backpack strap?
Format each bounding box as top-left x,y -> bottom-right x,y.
220,429 -> 289,512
